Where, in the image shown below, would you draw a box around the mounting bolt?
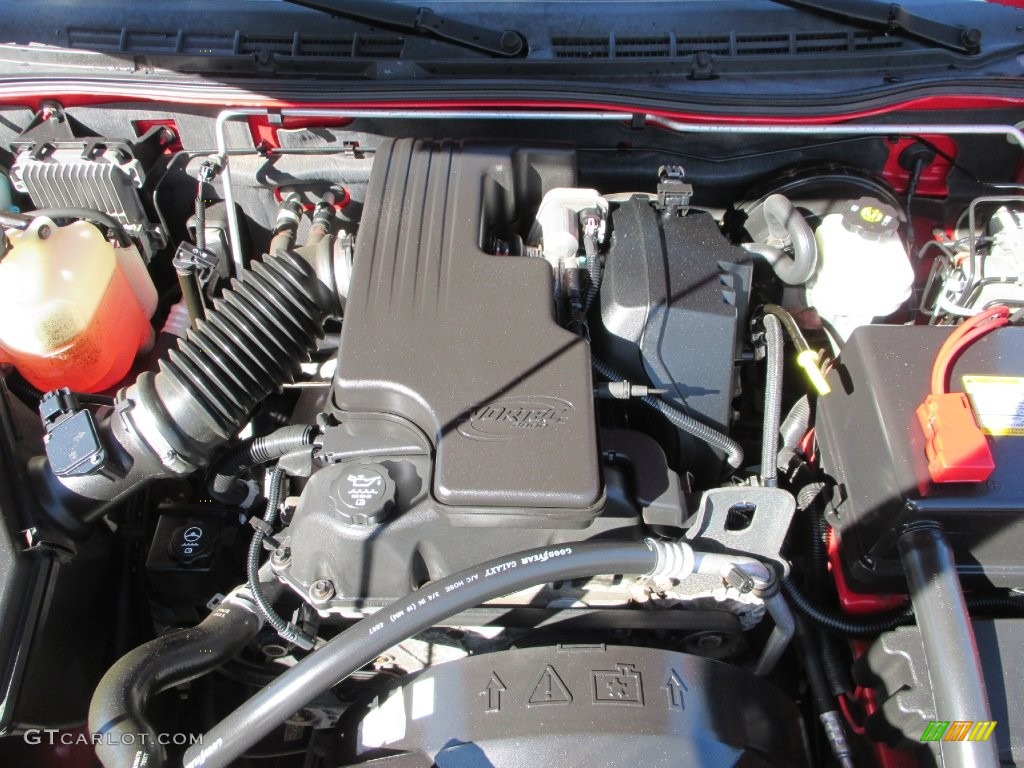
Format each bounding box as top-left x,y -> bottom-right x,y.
271,547 -> 291,567
960,27 -> 982,53
500,30 -> 524,54
309,579 -> 335,604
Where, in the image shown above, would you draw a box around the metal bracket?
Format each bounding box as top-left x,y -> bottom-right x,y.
686,486 -> 796,575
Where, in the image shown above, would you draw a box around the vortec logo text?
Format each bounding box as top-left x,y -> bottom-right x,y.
458,396 -> 574,441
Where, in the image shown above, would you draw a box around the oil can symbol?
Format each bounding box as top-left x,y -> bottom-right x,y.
592,664 -> 644,706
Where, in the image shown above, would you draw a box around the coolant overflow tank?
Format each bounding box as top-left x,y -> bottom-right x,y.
0,217 -> 156,393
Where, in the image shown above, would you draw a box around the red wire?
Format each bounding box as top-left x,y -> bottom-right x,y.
799,427 -> 816,462
837,694 -> 867,736
930,306 -> 1010,396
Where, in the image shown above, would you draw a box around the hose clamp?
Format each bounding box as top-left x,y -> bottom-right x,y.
116,382 -> 197,475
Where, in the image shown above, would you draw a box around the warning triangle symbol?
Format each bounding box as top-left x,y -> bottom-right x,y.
528,665 -> 573,705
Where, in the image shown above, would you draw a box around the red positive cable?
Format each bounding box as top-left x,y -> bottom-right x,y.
930,306 -> 1010,396
916,305 -> 1010,484
837,694 -> 867,737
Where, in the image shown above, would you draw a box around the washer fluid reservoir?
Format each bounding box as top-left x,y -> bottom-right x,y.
0,216 -> 156,393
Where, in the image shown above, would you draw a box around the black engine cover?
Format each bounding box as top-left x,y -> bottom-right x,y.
333,139 -> 601,527
335,645 -> 807,768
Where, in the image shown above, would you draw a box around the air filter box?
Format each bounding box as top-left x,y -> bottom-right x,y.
595,196 -> 751,476
816,325 -> 1024,591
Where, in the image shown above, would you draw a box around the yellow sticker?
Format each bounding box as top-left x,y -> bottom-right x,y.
963,375 -> 1024,436
860,206 -> 885,224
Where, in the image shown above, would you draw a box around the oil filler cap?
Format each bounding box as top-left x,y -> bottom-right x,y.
329,462 -> 395,527
841,197 -> 900,242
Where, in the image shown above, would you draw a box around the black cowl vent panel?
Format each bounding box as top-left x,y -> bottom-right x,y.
333,139 -> 601,523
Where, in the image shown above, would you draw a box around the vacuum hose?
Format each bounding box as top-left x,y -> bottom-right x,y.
581,208 -> 602,314
183,539 -> 733,768
88,592 -> 262,768
745,194 -> 818,286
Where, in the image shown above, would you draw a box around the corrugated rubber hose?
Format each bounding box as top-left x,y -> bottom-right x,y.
246,466 -> 313,649
208,425 -> 316,506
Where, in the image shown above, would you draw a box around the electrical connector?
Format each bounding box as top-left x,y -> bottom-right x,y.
916,392 -> 996,483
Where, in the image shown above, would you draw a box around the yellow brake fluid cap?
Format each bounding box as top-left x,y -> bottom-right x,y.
841,197 -> 900,242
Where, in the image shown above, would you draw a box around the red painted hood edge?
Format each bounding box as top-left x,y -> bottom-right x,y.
0,93 -> 1021,126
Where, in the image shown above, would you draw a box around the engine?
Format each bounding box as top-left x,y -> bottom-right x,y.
274,140 -> 755,613
1,105 -> 1024,768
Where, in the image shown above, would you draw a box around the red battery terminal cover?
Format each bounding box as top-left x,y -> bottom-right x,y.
915,305 -> 1009,484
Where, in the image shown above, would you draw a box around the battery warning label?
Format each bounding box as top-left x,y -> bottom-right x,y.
963,375 -> 1024,436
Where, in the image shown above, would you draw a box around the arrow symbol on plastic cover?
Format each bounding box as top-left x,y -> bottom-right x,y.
664,670 -> 687,711
482,672 -> 506,712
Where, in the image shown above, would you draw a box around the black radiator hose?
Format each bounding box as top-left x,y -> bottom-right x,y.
88,593 -> 263,768
31,250 -> 337,531
208,425 -> 316,506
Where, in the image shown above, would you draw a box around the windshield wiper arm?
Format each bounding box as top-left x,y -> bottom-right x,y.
281,0 -> 525,57
775,0 -> 981,54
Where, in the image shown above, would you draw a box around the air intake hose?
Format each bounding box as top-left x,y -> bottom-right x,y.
32,250 -> 337,530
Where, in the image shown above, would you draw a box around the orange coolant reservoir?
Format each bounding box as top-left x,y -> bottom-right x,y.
0,216 -> 156,393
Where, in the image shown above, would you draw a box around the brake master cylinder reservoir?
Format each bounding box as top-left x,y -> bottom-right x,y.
805,198 -> 913,340
0,216 -> 156,393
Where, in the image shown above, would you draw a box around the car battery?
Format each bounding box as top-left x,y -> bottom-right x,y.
815,324 -> 1024,592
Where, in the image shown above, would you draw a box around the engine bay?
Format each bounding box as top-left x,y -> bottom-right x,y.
1,102 -> 1024,768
